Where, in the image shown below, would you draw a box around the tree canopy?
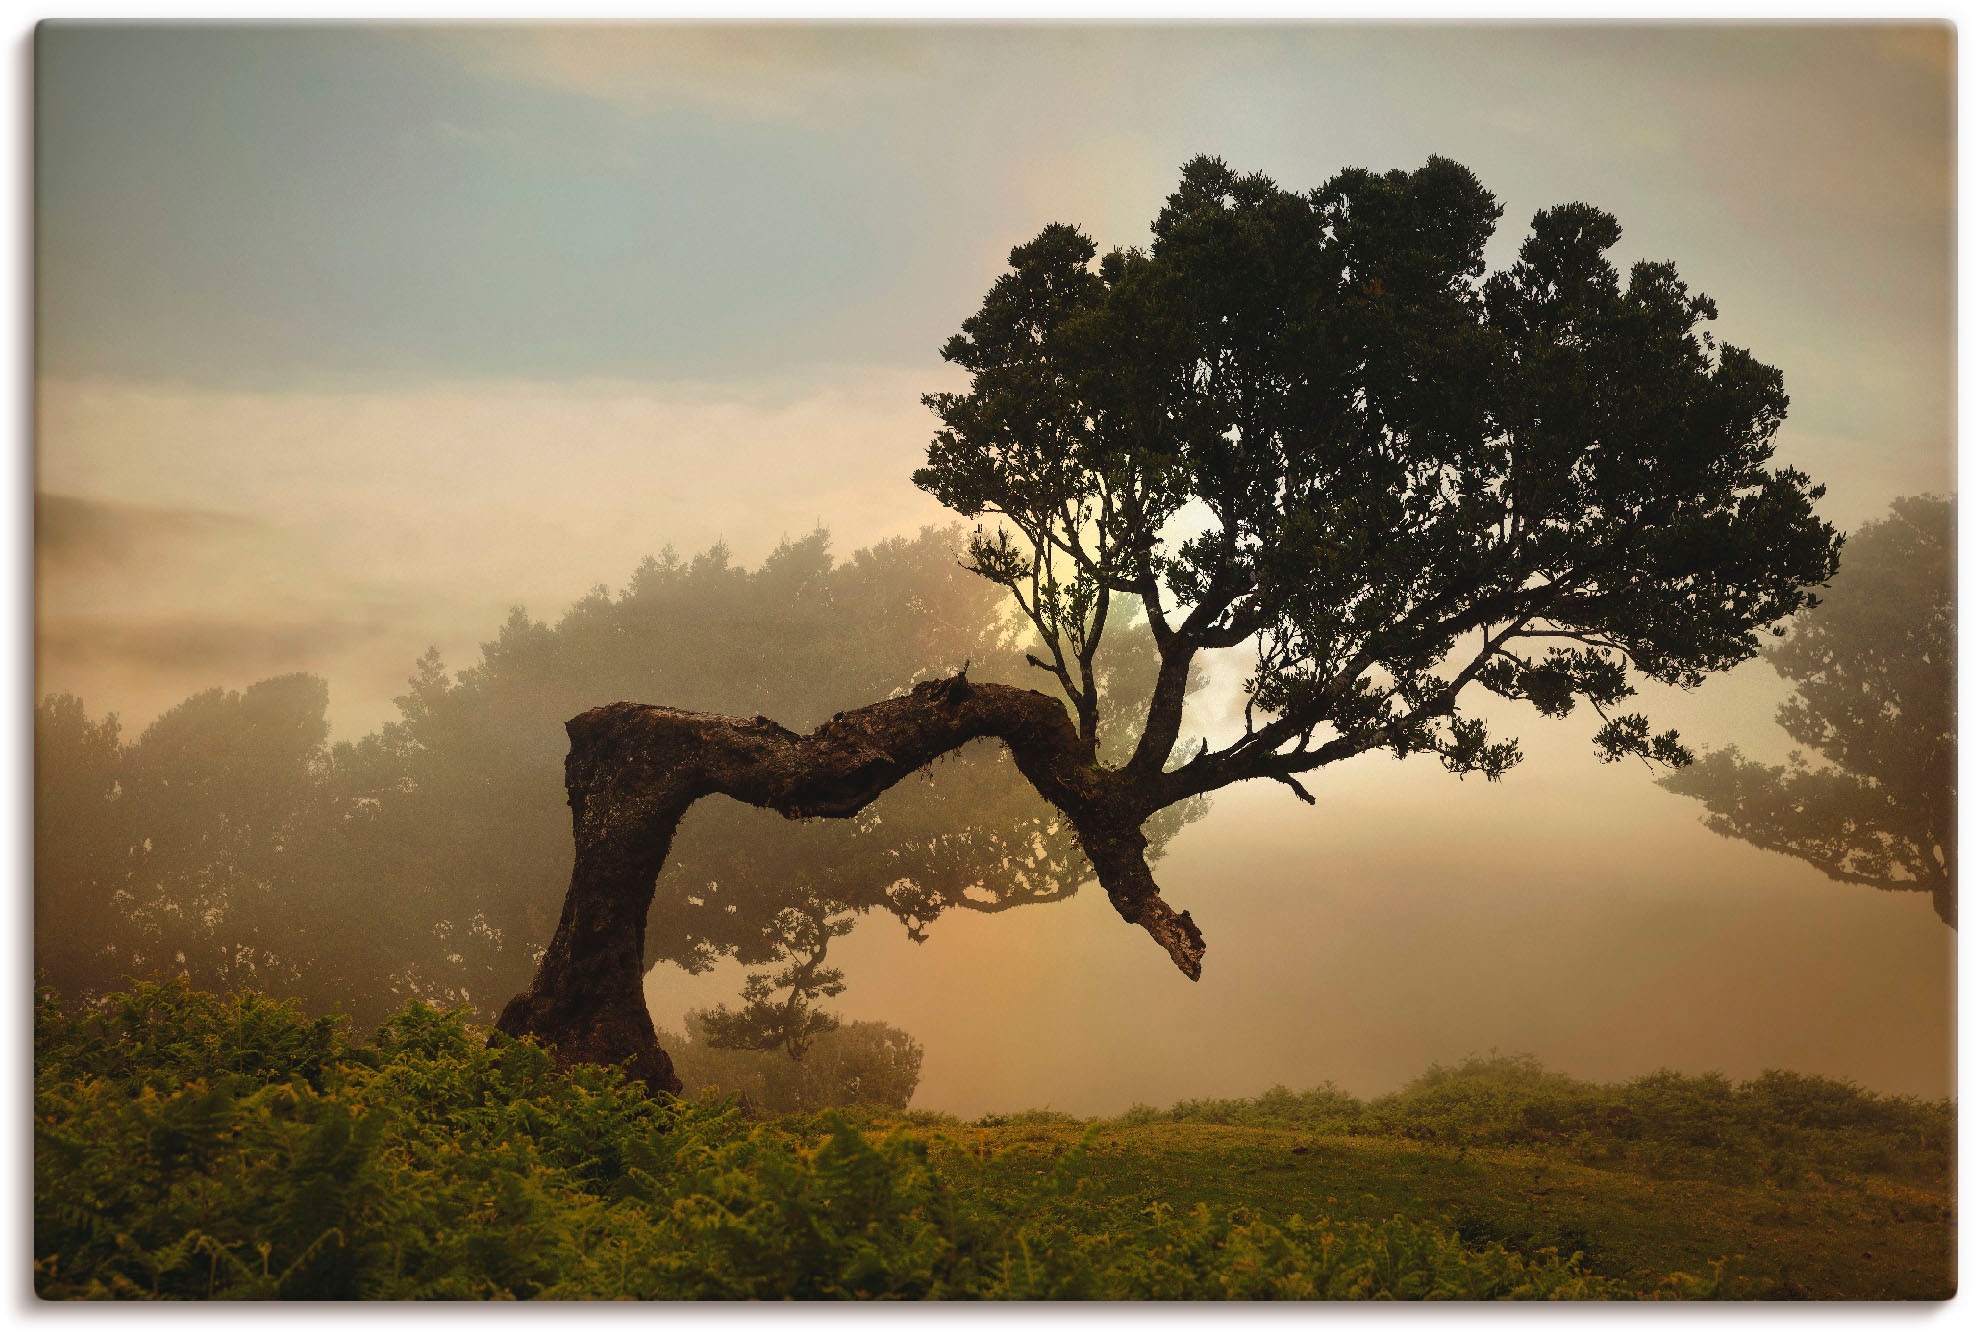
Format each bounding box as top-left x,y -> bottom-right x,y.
1661,496 -> 1955,925
493,154 -> 1844,1092
916,155 -> 1840,803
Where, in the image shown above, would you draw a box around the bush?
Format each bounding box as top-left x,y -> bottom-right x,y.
970,1109 -> 1085,1129
658,1012 -> 923,1114
1141,1082 -> 1363,1131
1101,1052 -> 1952,1189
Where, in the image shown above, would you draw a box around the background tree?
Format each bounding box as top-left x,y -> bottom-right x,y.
35,676 -> 333,1002
496,154 -> 1842,1094
657,1011 -> 926,1114
34,694 -> 134,995
1660,496 -> 1955,925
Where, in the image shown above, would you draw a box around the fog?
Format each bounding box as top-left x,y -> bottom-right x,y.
35,371 -> 955,737
642,688 -> 1954,1115
34,24 -> 1954,1114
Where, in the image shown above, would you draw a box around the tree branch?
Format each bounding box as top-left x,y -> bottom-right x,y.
1272,773 -> 1317,805
496,672 -> 1208,1090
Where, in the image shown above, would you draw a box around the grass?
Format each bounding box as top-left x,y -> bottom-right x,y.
891,1051 -> 1955,1300
34,982 -> 1955,1300
904,1119 -> 1951,1300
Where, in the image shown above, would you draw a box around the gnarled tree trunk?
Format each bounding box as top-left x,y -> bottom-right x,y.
495,672 -> 1204,1094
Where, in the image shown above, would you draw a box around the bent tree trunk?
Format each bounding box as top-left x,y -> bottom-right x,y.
495,672 -> 1205,1094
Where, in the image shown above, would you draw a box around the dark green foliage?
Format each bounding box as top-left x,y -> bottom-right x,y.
1117,1081 -> 1363,1129
40,983 -> 1730,1301
36,981 -> 354,1097
970,1108 -> 1087,1129
918,155 -> 1838,801
1661,495 -> 1956,924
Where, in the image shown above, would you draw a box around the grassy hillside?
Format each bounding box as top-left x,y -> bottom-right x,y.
916,1117 -> 1949,1300
34,983 -> 1954,1300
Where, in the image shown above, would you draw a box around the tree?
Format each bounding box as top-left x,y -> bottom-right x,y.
36,527 -> 1196,1037
324,526 -> 1195,1033
35,676 -> 334,1002
34,694 -> 132,994
495,154 -> 1842,1094
1660,496 -> 1955,925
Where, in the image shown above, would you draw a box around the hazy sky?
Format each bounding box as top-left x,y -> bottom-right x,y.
35,23 -> 1955,1111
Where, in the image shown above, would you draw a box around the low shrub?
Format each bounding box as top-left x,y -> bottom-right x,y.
1101,1051 -> 1952,1189
657,1012 -> 924,1115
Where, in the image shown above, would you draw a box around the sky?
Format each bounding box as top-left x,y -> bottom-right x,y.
33,23 -> 1956,1112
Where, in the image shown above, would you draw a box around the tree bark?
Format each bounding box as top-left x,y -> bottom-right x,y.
495,671 -> 1205,1093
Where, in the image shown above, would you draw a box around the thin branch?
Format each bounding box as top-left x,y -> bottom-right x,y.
1272,773 -> 1317,805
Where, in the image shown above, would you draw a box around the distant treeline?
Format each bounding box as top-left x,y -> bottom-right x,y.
37,526 -> 1196,1030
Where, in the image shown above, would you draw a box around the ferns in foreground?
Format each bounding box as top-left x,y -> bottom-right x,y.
38,982 -> 1761,1300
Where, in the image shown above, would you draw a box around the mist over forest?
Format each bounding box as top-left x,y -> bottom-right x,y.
32,24 -> 1954,1124
28,25 -> 1962,1307
36,501 -> 1954,1115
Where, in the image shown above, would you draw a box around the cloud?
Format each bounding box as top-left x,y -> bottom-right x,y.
38,611 -> 394,682
428,25 -> 932,123
36,493 -> 266,575
34,369 -> 960,737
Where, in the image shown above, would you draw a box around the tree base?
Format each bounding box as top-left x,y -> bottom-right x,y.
495,983 -> 682,1097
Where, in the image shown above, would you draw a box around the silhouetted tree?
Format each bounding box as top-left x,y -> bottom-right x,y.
34,694 -> 132,994
496,154 -> 1842,1093
694,890 -> 851,1061
35,675 -> 335,1002
1661,496 -> 1955,925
